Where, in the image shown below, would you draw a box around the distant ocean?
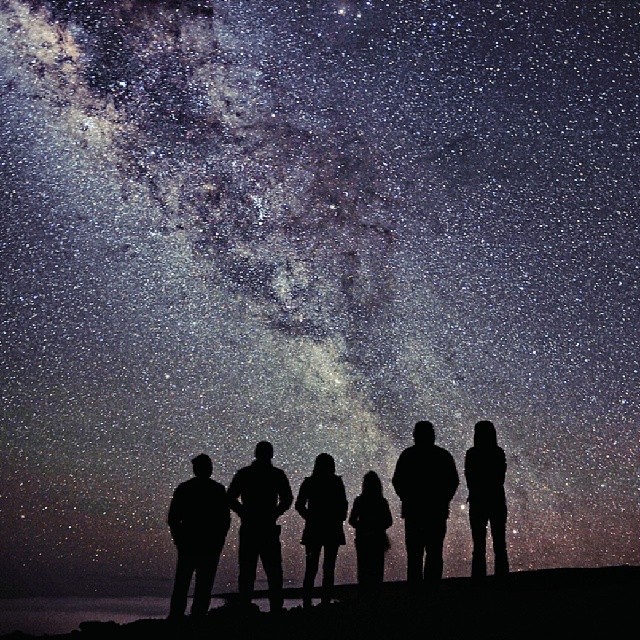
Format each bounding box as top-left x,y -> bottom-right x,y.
0,597 -> 174,636
0,595 -> 299,636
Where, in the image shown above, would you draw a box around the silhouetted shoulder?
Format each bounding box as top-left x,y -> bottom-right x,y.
229,463 -> 251,484
435,444 -> 456,461
273,465 -> 292,483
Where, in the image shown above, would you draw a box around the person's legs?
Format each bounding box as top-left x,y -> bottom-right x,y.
356,539 -> 374,589
238,527 -> 259,606
302,543 -> 321,607
470,506 -> 489,579
424,517 -> 447,582
169,552 -> 195,619
261,528 -> 285,611
321,544 -> 339,604
191,549 -> 222,617
372,544 -> 385,586
489,508 -> 509,577
404,519 -> 425,586
355,540 -> 366,586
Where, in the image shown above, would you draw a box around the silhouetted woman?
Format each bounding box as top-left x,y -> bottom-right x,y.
464,420 -> 509,579
295,453 -> 348,607
348,470 -> 393,595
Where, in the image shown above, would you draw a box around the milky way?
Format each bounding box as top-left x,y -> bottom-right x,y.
1,0 -> 639,598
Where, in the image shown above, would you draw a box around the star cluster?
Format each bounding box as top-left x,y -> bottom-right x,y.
1,0 -> 639,598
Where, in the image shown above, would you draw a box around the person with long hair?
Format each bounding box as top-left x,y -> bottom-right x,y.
348,470 -> 393,595
464,420 -> 509,580
295,453 -> 348,608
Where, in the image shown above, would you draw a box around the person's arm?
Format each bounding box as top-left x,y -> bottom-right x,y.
167,487 -> 183,546
226,471 -> 245,518
276,471 -> 294,518
347,496 -> 359,529
499,447 -> 507,485
338,477 -> 348,522
391,451 -> 406,499
294,478 -> 309,520
220,484 -> 232,534
382,498 -> 393,530
464,449 -> 473,501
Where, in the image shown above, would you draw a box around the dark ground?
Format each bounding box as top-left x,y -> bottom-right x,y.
2,566 -> 638,640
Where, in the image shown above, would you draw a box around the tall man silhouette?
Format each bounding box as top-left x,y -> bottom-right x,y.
167,453 -> 231,621
392,420 -> 459,586
227,440 -> 293,612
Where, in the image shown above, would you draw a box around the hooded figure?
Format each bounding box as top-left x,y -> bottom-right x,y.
464,420 -> 509,579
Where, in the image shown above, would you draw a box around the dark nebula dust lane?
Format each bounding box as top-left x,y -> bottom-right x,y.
1,0 -> 638,597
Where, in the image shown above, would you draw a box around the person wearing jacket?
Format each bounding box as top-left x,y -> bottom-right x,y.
227,441 -> 293,612
348,470 -> 393,594
464,420 -> 509,579
167,453 -> 231,621
392,420 -> 459,586
295,453 -> 348,608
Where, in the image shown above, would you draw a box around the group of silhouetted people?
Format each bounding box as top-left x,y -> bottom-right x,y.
167,419 -> 509,621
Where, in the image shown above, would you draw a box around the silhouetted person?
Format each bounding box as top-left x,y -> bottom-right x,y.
392,420 -> 459,586
465,420 -> 509,580
348,470 -> 393,596
167,453 -> 231,621
227,440 -> 293,612
295,453 -> 348,608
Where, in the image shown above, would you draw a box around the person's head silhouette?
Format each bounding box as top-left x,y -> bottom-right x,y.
254,440 -> 274,463
474,420 -> 497,447
191,453 -> 213,478
413,420 -> 435,446
362,470 -> 383,496
312,452 -> 336,476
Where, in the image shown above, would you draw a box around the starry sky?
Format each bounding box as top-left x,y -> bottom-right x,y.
1,0 -> 639,598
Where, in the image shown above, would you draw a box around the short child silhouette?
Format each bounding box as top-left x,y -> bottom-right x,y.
348,470 -> 393,595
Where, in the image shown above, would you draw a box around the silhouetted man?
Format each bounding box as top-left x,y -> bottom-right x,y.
167,453 -> 231,621
227,440 -> 293,612
465,420 -> 509,580
392,420 -> 459,586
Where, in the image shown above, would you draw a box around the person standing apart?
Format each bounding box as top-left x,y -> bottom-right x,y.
464,420 -> 509,580
295,453 -> 348,608
227,440 -> 293,612
167,453 -> 231,621
348,470 -> 393,596
392,420 -> 459,587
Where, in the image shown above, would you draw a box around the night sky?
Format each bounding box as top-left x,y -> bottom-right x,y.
1,0 -> 638,599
